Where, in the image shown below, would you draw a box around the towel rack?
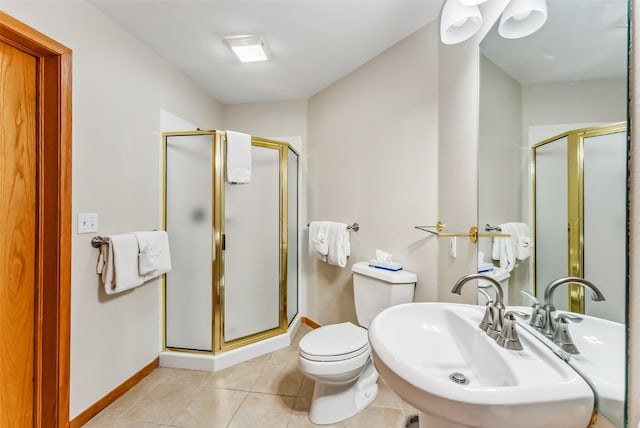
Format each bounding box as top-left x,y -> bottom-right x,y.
91,236 -> 108,248
415,221 -> 510,243
307,222 -> 359,232
484,224 -> 502,232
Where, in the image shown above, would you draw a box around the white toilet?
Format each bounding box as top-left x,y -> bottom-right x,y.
298,261 -> 417,425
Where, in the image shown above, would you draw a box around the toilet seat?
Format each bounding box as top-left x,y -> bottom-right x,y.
299,322 -> 369,362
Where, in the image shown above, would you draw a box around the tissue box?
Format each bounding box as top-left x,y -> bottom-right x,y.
369,260 -> 403,271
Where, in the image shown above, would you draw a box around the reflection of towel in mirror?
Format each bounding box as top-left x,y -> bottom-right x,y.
491,222 -> 530,272
309,221 -> 330,261
514,223 -> 531,260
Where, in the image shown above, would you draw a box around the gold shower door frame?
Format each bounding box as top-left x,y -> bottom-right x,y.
162,130 -> 291,354
532,122 -> 626,312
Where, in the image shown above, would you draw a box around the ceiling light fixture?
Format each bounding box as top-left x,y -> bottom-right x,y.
498,0 -> 547,39
440,0 -> 483,45
224,35 -> 270,63
439,0 -> 547,44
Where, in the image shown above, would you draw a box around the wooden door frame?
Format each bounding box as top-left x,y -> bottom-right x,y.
0,12 -> 72,427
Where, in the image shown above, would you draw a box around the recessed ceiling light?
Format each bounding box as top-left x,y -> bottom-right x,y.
223,35 -> 270,63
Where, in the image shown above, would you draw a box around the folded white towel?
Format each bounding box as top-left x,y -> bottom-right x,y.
133,230 -> 172,276
309,221 -> 330,261
327,222 -> 350,268
97,234 -> 145,295
226,130 -> 252,184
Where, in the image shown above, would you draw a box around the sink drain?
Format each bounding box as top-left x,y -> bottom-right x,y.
449,372 -> 469,385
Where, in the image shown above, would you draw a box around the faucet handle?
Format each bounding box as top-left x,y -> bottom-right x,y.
479,302 -> 494,332
505,310 -> 530,321
520,290 -> 540,306
519,291 -> 545,328
555,313 -> 583,324
495,311 -> 529,351
553,313 -> 583,354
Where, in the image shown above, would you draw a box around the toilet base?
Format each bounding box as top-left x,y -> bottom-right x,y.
308,361 -> 378,425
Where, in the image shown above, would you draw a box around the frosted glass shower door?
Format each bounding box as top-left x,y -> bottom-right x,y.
534,137 -> 568,307
223,144 -> 282,342
583,131 -> 626,322
164,133 -> 213,351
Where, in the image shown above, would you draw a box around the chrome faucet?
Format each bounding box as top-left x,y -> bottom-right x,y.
451,273 -> 505,340
541,277 -> 605,351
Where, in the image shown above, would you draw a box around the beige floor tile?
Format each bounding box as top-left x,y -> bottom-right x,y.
207,358 -> 266,391
159,367 -> 212,387
169,386 -> 248,428
91,376 -> 161,419
252,363 -> 304,396
339,405 -> 406,428
228,392 -> 295,428
265,346 -> 300,368
120,382 -> 198,424
82,413 -> 172,427
371,381 -> 405,409
297,376 -> 315,399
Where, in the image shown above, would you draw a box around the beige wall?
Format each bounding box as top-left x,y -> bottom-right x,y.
477,55 -> 523,264
522,79 -> 627,134
305,23 -> 440,325
436,40 -> 480,302
223,100 -> 308,140
0,1 -> 222,418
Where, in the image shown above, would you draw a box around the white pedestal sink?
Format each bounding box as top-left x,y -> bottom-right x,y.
368,302 -> 594,428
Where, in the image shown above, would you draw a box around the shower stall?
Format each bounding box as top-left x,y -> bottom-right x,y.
162,130 -> 299,360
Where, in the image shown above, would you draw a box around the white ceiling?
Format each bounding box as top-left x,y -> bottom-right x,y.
91,0 -> 445,104
91,0 -> 628,105
481,0 -> 628,85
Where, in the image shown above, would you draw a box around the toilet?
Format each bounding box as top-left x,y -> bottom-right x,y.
298,261 -> 417,425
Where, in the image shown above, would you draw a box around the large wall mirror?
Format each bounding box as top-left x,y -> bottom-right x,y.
478,1 -> 628,426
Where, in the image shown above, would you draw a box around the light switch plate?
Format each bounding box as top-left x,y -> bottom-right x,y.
78,213 -> 98,234
449,237 -> 457,258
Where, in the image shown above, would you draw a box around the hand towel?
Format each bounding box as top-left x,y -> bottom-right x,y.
133,230 -> 172,277
98,234 -> 145,295
496,223 -> 517,273
514,223 -> 531,260
327,222 -> 350,267
309,221 -> 330,261
226,130 -> 252,183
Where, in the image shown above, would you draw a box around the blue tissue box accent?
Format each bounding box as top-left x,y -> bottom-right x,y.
368,260 -> 403,271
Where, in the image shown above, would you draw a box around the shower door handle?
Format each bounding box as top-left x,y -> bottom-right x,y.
221,234 -> 226,250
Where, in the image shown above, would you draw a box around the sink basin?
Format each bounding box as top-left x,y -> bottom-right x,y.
512,307 -> 624,427
368,302 -> 594,428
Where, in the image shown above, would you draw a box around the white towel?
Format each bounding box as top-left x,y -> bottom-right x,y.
491,222 -> 531,272
327,222 -> 351,267
226,130 -> 252,183
97,234 -> 145,295
514,223 -> 531,260
494,223 -> 517,273
133,230 -> 172,276
309,221 -> 330,261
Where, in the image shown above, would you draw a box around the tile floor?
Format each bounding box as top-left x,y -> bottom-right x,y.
83,325 -> 418,428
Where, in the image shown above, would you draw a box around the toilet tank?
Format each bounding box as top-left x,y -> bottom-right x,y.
351,261 -> 417,328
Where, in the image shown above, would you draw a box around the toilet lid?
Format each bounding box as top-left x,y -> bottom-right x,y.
299,322 -> 369,362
